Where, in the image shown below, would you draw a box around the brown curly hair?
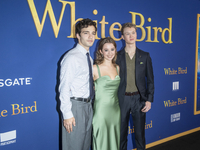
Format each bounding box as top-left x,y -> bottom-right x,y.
75,18 -> 97,36
95,37 -> 117,65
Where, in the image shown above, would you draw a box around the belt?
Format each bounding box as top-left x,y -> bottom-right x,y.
71,97 -> 91,103
125,91 -> 139,96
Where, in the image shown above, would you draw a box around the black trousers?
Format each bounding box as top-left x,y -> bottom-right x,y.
120,94 -> 146,150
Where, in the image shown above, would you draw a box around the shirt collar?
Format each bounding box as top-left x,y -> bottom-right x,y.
77,44 -> 90,55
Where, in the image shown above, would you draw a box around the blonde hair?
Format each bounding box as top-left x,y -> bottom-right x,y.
121,22 -> 137,35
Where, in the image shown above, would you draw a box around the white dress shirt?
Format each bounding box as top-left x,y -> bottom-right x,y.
59,44 -> 93,119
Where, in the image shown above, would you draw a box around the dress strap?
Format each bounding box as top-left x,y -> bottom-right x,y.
96,64 -> 101,77
116,66 -> 119,75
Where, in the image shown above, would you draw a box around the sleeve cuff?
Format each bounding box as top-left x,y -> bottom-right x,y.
63,111 -> 74,120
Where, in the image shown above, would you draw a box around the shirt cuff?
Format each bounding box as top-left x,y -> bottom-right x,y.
63,111 -> 74,120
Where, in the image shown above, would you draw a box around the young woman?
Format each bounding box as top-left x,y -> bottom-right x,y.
92,37 -> 120,150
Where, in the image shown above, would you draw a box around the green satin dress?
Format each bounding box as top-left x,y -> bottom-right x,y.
92,65 -> 121,150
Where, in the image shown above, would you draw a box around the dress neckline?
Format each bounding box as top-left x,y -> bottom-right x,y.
95,64 -> 119,81
95,75 -> 119,81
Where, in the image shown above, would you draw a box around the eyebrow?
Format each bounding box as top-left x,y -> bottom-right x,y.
82,31 -> 89,33
125,31 -> 135,33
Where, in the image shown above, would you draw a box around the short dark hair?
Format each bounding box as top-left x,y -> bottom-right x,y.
75,18 -> 97,36
121,22 -> 137,35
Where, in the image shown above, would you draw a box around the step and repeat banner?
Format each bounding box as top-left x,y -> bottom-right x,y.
1,0 -> 200,150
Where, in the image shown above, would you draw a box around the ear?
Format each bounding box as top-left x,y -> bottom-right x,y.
99,49 -> 103,54
121,35 -> 124,40
76,33 -> 80,41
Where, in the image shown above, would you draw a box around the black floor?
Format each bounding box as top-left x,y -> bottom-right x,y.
147,130 -> 200,150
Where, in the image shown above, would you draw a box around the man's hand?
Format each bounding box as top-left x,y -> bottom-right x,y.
141,101 -> 151,113
63,117 -> 76,133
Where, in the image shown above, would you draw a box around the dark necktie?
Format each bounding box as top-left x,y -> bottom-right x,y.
86,52 -> 94,100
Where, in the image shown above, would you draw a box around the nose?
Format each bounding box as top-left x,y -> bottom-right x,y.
130,33 -> 134,37
88,33 -> 94,39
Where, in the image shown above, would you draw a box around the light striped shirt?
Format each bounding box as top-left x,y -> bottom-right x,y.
59,44 -> 93,119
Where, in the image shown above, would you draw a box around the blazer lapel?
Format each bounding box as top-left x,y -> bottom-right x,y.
135,47 -> 141,80
120,49 -> 127,84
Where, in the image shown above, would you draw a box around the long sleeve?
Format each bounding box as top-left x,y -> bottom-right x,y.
59,54 -> 75,120
146,53 -> 154,102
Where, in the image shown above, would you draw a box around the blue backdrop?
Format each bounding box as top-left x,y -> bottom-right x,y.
1,0 -> 200,149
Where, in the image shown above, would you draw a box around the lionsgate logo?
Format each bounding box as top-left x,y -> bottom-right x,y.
172,81 -> 179,91
0,77 -> 32,87
171,112 -> 180,122
0,130 -> 16,146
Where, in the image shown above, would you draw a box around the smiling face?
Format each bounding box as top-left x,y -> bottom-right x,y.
122,27 -> 137,45
76,25 -> 96,51
100,43 -> 116,62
